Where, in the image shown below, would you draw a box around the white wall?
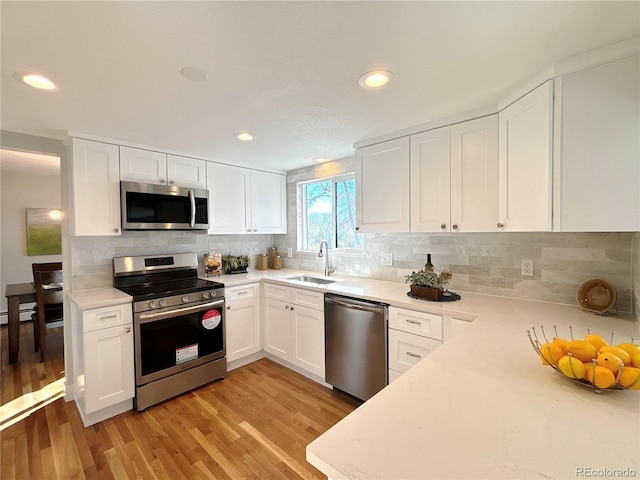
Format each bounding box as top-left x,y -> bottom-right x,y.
0,168 -> 62,322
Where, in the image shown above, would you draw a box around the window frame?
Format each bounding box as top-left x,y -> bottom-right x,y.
298,172 -> 363,255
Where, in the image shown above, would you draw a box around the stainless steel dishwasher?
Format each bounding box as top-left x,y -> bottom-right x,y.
324,294 -> 389,401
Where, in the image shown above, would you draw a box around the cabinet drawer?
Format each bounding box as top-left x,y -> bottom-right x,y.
226,283 -> 260,301
83,304 -> 132,333
291,288 -> 324,310
264,283 -> 290,301
389,306 -> 443,340
388,329 -> 441,373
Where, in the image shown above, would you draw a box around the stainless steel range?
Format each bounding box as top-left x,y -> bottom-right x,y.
114,252 -> 225,411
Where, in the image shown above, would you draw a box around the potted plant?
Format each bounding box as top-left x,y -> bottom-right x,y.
405,267 -> 448,301
221,254 -> 251,274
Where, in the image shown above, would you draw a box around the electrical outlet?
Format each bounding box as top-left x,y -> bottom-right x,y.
287,247 -> 293,258
521,259 -> 534,277
381,252 -> 393,267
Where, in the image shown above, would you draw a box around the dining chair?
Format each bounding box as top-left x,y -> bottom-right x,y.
31,262 -> 63,351
32,268 -> 63,362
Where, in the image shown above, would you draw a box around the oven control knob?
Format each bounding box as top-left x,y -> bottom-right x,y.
202,291 -> 210,299
148,300 -> 158,309
181,295 -> 189,303
210,290 -> 218,298
159,299 -> 167,308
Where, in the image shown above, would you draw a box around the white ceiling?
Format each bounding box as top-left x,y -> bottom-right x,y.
1,1 -> 639,172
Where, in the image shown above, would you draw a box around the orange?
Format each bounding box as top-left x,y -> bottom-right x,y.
584,334 -> 608,351
632,353 -> 640,369
565,340 -> 598,362
596,352 -> 624,375
539,342 -> 563,365
599,346 -> 631,365
618,367 -> 640,390
558,355 -> 586,379
584,365 -> 616,389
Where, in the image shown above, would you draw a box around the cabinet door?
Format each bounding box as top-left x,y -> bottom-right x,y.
84,324 -> 134,413
450,115 -> 499,232
410,127 -> 451,232
388,329 -> 441,374
167,155 -> 207,189
356,137 -> 410,232
291,304 -> 325,378
250,170 -> 287,234
263,298 -> 292,360
226,295 -> 262,362
555,54 -> 640,232
71,138 -> 121,236
119,146 -> 167,185
498,81 -> 553,231
207,162 -> 251,234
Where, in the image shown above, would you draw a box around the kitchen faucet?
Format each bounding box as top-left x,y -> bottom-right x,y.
318,240 -> 334,276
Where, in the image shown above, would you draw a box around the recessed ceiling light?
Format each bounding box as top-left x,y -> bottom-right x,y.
358,70 -> 394,89
313,157 -> 331,164
14,72 -> 57,90
180,67 -> 209,82
235,132 -> 256,142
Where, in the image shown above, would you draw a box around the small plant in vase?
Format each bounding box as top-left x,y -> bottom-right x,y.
221,254 -> 251,274
405,267 -> 449,301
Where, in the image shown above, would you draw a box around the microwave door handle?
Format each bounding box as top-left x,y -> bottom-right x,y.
189,189 -> 196,228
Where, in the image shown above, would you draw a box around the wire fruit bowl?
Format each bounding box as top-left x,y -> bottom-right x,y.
527,325 -> 639,393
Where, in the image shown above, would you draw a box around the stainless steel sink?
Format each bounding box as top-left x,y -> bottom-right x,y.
286,275 -> 337,285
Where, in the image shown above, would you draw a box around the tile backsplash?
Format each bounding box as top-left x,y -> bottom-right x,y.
633,232 -> 640,320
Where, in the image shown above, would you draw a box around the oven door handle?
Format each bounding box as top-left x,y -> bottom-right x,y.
138,299 -> 225,322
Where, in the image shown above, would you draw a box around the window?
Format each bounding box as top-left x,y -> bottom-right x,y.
300,173 -> 362,252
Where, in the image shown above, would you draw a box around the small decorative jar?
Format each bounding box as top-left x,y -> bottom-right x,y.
273,255 -> 283,270
257,254 -> 268,270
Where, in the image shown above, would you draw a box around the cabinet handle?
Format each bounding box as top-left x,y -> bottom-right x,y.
227,306 -> 231,310
285,305 -> 290,310
253,229 -> 257,232
113,228 -> 119,233
452,224 -> 458,230
125,327 -> 131,333
406,352 -> 422,359
237,291 -> 248,296
440,224 -> 446,230
99,314 -> 119,321
290,306 -> 295,311
169,180 -> 174,185
406,319 -> 422,326
160,178 -> 165,183
355,226 -> 360,231
497,222 -> 504,229
247,229 -> 251,232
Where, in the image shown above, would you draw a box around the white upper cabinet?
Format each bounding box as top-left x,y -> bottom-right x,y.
70,138 -> 121,236
498,80 -> 553,231
450,115 -> 499,232
410,127 -> 450,232
410,116 -> 498,233
356,137 -> 410,233
207,162 -> 286,234
120,146 -> 207,189
554,54 -> 640,232
250,170 -> 287,234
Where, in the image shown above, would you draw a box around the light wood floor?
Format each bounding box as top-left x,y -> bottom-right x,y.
1,321 -> 359,479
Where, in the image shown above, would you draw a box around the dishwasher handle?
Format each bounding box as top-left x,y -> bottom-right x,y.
325,295 -> 387,314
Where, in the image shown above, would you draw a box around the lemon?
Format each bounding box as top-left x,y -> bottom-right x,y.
565,340 -> 598,362
584,365 -> 616,389
558,355 -> 586,379
584,334 -> 608,351
596,352 -> 624,375
599,346 -> 631,365
552,337 -> 569,354
617,343 -> 640,358
632,353 -> 640,369
539,342 -> 563,365
618,367 -> 640,389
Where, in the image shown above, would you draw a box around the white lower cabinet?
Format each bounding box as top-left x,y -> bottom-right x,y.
225,284 -> 261,364
263,283 -> 325,378
72,302 -> 134,426
388,307 -> 443,380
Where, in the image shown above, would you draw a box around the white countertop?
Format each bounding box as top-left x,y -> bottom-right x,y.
67,287 -> 132,310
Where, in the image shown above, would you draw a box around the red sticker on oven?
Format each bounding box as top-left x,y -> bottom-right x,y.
202,309 -> 221,330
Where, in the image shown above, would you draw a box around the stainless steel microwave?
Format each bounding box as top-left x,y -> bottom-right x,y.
121,181 -> 209,230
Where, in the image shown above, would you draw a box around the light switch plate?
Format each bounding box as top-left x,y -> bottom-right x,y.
287,247 -> 293,258
381,252 -> 393,266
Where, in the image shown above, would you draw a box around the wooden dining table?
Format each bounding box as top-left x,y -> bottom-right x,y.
5,282 -> 62,365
